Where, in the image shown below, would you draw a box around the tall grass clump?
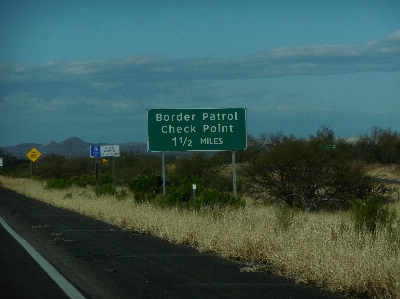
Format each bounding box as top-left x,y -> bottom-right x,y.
45,178 -> 72,190
351,195 -> 397,235
94,183 -> 115,196
275,203 -> 298,231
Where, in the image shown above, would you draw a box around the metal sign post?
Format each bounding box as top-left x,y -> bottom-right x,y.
26,147 -> 42,176
95,162 -> 99,188
162,152 -> 166,196
113,156 -> 115,188
232,151 -> 237,198
192,183 -> 196,205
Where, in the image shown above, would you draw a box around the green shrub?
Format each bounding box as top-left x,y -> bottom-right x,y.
71,174 -> 95,187
163,185 -> 192,207
351,195 -> 397,234
116,189 -> 129,200
45,178 -> 72,190
162,176 -> 203,207
198,188 -> 244,208
128,174 -> 243,209
133,191 -> 157,203
128,174 -> 163,194
98,174 -> 113,185
94,183 -> 115,196
275,204 -> 297,231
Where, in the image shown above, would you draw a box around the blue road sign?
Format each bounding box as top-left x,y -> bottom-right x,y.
90,146 -> 101,158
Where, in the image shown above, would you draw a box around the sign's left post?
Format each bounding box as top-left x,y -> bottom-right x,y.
26,147 -> 42,176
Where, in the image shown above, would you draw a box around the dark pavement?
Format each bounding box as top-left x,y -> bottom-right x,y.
0,224 -> 71,299
0,186 -> 345,299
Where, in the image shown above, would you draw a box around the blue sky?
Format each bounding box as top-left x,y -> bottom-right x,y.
1,0 -> 400,146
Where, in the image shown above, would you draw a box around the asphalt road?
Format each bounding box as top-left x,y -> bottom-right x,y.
0,223 -> 72,299
373,177 -> 400,186
0,186 -> 345,299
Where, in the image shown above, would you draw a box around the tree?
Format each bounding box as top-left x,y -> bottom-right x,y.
356,127 -> 400,164
0,148 -> 20,173
36,154 -> 68,179
170,152 -> 224,188
244,127 -> 377,211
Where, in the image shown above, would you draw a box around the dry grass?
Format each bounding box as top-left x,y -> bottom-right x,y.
366,163 -> 400,180
1,175 -> 400,298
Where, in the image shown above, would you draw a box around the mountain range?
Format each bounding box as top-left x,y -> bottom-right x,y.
1,137 -> 147,159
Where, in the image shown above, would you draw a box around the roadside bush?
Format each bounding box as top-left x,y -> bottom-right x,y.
45,178 -> 72,190
356,127 -> 400,164
161,185 -> 194,208
162,177 -> 203,207
93,183 -> 130,199
275,204 -> 297,231
128,173 -> 163,204
163,185 -> 192,207
116,151 -> 162,183
133,191 -> 157,204
71,174 -> 95,187
169,152 -> 227,190
351,195 -> 397,235
128,173 -> 163,194
198,189 -> 244,208
244,127 -> 378,210
115,189 -> 129,200
162,177 -> 243,209
37,154 -> 68,179
94,183 -> 115,196
98,174 -> 113,185
64,157 -> 92,178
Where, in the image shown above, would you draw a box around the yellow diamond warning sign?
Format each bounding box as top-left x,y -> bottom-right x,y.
26,147 -> 42,162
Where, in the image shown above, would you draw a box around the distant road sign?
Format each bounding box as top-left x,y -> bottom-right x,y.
147,108 -> 247,152
90,146 -> 101,158
26,147 -> 42,162
90,145 -> 120,158
101,145 -> 120,157
321,145 -> 336,150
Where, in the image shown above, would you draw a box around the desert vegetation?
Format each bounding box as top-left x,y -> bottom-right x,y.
1,126 -> 400,298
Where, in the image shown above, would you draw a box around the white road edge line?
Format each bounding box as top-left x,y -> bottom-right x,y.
0,217 -> 86,299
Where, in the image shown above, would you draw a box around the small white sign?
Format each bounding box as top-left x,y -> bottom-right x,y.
90,145 -> 120,158
100,145 -> 120,157
0,158 -> 3,167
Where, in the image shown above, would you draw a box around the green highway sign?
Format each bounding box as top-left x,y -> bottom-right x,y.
147,108 -> 247,152
321,145 -> 336,150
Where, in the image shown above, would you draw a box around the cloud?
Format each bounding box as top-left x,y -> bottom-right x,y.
1,30 -> 399,109
1,30 -> 400,145
2,30 -> 400,86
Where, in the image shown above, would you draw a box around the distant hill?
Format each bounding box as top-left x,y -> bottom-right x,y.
1,136 -> 361,159
1,137 -> 147,159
